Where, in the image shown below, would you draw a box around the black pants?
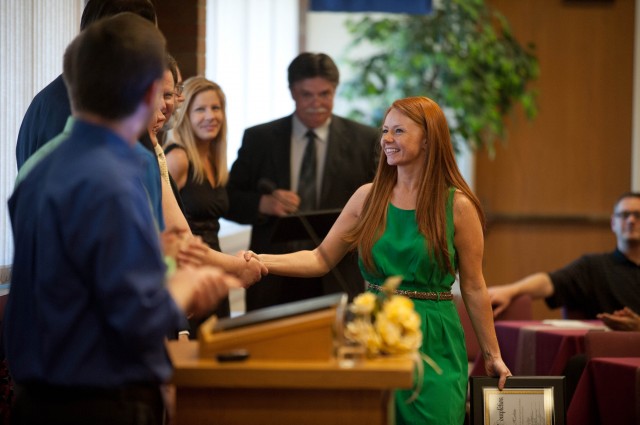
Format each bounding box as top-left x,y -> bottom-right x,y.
11,383 -> 164,425
563,353 -> 588,404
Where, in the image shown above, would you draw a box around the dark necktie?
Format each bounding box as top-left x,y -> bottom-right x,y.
298,130 -> 317,211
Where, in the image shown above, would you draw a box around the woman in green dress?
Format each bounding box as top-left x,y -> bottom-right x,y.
252,96 -> 511,424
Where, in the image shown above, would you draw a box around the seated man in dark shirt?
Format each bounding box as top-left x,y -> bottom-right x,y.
488,191 -> 640,331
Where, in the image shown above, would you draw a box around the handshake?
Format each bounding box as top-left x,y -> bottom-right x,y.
160,228 -> 269,319
161,227 -> 268,287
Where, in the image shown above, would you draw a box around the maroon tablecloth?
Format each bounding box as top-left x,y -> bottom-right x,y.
470,320 -> 605,377
567,357 -> 640,425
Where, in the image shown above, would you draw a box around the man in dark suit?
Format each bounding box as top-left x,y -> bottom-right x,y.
226,52 -> 380,311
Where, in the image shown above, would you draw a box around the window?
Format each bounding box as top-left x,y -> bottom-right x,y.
206,0 -> 299,250
0,0 -> 82,267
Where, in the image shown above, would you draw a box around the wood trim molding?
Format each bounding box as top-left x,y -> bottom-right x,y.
486,213 -> 611,228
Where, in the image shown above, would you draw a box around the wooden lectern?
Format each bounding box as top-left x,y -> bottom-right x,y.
168,294 -> 414,425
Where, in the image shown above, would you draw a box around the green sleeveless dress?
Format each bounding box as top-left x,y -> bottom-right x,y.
359,189 -> 467,425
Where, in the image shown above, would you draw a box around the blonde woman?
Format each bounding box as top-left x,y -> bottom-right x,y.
165,77 -> 231,317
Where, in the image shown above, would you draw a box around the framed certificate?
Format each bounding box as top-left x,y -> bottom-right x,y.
469,376 -> 566,425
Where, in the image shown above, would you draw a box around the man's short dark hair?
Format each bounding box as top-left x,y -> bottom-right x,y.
63,13 -> 166,120
166,53 -> 178,88
614,191 -> 640,209
80,0 -> 157,31
287,52 -> 340,88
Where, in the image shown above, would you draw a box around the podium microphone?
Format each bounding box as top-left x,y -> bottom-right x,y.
257,178 -> 352,297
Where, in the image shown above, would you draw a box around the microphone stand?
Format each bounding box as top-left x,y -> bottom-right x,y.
259,180 -> 354,298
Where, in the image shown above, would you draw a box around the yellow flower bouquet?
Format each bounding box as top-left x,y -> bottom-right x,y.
343,276 -> 441,402
345,276 -> 422,356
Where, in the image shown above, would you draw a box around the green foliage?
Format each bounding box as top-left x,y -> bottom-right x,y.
341,0 -> 539,154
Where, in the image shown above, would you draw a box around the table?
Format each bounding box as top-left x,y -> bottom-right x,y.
470,320 -> 606,376
167,340 -> 414,425
567,357 -> 640,425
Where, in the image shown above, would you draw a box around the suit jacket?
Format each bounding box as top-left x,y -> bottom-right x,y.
16,75 -> 71,170
226,114 -> 380,309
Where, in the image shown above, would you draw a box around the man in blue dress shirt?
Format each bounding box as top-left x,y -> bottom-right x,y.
5,13 -> 236,425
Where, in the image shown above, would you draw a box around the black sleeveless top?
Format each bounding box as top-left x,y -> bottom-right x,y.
164,144 -> 229,251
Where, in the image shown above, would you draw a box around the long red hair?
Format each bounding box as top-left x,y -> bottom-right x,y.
345,96 -> 484,275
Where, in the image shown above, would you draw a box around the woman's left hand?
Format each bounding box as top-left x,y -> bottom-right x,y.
484,356 -> 512,390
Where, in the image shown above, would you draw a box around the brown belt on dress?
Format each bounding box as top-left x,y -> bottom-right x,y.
365,282 -> 453,301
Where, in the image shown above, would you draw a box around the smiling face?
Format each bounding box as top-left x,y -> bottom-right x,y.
290,77 -> 335,129
147,87 -> 167,137
149,108 -> 166,135
381,108 -> 427,168
188,89 -> 223,143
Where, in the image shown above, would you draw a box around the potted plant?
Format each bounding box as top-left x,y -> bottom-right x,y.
341,0 -> 539,154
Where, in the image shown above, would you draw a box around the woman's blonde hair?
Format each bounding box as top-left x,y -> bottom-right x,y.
165,76 -> 228,186
345,96 -> 484,275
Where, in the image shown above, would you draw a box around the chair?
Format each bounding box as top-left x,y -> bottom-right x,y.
584,330 -> 640,358
562,330 -> 640,406
562,306 -> 588,320
495,294 -> 533,321
454,295 -> 480,363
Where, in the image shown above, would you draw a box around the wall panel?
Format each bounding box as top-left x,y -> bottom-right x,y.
478,0 -> 635,319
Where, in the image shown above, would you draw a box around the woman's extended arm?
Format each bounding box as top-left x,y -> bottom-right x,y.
454,192 -> 511,389
257,184 -> 372,278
